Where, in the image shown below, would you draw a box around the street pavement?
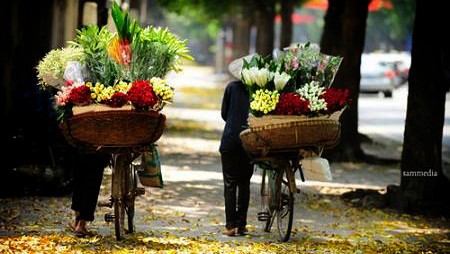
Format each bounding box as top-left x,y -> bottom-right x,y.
166,66 -> 450,163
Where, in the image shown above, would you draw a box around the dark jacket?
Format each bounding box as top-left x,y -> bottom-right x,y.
219,81 -> 250,153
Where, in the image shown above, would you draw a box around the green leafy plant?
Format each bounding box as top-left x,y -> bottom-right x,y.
69,25 -> 118,85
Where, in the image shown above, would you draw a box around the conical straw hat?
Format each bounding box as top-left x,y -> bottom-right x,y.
227,54 -> 256,79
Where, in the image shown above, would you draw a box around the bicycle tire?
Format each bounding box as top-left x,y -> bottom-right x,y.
112,154 -> 127,240
126,164 -> 137,233
275,162 -> 295,242
259,167 -> 273,232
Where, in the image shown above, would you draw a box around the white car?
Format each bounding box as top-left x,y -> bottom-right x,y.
360,53 -> 407,98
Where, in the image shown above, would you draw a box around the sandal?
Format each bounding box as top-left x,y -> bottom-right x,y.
74,228 -> 96,237
68,221 -> 96,237
68,221 -> 78,232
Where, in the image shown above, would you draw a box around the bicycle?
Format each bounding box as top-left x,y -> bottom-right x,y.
254,151 -> 303,242
101,152 -> 145,240
61,110 -> 166,241
240,116 -> 343,242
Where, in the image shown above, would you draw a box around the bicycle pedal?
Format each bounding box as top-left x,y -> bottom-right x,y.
257,212 -> 270,221
104,213 -> 114,222
135,187 -> 145,196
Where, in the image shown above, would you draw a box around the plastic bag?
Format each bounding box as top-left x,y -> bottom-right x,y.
64,61 -> 89,83
138,146 -> 163,188
300,156 -> 333,182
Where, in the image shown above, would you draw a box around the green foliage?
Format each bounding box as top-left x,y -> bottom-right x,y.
111,1 -> 140,42
365,0 -> 415,51
130,27 -> 194,80
69,25 -> 118,85
69,20 -> 193,84
157,0 -> 236,20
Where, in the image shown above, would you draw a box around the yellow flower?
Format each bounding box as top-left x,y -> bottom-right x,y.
250,89 -> 279,114
151,77 -> 174,101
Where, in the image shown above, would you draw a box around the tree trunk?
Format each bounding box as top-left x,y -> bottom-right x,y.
280,0 -> 295,49
320,0 -> 370,161
396,0 -> 450,215
254,0 -> 276,57
231,5 -> 251,59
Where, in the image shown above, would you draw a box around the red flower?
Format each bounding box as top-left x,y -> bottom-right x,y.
106,92 -> 128,107
275,92 -> 310,116
320,88 -> 351,113
127,80 -> 159,108
69,85 -> 91,105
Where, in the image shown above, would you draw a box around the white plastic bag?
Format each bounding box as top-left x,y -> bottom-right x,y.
300,156 -> 333,182
64,61 -> 89,83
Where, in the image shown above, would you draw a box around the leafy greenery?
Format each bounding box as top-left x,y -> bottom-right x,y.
365,0 -> 416,51
110,1 -> 139,42
68,15 -> 193,85
130,27 -> 194,80
69,25 -> 118,85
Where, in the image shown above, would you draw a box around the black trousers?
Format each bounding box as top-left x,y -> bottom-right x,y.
220,149 -> 254,229
70,153 -> 110,221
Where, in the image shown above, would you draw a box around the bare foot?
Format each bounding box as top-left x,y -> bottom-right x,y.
73,220 -> 95,237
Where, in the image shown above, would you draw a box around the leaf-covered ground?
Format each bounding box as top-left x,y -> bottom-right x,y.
1,67 -> 449,253
1,137 -> 449,253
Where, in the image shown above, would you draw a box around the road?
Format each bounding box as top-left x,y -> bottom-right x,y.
359,85 -> 450,161
359,84 -> 450,146
165,67 -> 450,161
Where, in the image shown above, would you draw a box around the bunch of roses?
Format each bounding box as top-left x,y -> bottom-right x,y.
274,92 -> 310,115
127,80 -> 159,108
273,86 -> 350,116
319,87 -> 351,113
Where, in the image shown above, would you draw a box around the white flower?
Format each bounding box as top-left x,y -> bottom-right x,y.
297,81 -> 327,112
273,72 -> 291,91
297,81 -> 324,100
309,98 -> 327,111
241,67 -> 272,88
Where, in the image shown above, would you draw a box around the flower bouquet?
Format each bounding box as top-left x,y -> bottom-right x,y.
36,3 -> 193,150
237,42 -> 350,157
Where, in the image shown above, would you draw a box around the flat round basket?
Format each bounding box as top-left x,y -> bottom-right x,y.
240,119 -> 341,158
60,110 -> 166,151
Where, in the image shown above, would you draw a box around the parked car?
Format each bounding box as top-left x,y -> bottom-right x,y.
360,53 -> 404,98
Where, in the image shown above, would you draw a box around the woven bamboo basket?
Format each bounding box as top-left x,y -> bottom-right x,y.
61,109 -> 166,151
240,116 -> 341,158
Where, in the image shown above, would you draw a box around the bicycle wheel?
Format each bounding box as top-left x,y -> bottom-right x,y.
275,162 -> 295,242
112,154 -> 128,240
259,167 -> 274,232
126,163 -> 137,233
